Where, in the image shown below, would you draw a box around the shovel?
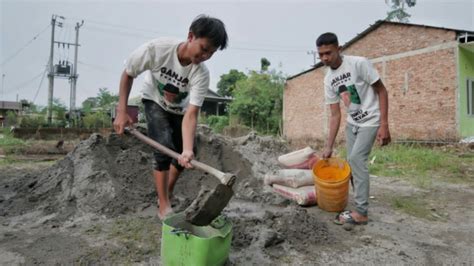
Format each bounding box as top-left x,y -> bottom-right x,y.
126,127 -> 235,226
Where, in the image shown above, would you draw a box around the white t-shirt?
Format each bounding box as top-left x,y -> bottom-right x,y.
125,37 -> 209,115
324,55 -> 381,127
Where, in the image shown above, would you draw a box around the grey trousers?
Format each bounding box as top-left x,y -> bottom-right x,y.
345,123 -> 378,217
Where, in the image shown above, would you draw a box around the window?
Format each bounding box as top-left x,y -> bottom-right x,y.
468,79 -> 474,116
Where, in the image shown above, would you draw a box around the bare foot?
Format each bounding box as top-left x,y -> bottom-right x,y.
157,200 -> 174,220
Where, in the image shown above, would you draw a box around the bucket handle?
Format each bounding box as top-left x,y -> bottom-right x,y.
210,215 -> 227,229
170,228 -> 191,240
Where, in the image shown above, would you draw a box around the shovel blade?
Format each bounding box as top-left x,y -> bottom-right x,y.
184,184 -> 234,226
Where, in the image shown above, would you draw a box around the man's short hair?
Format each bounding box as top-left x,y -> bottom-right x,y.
190,15 -> 228,50
316,32 -> 339,47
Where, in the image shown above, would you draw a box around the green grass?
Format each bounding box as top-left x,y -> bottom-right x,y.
0,130 -> 27,155
366,144 -> 473,187
391,195 -> 447,221
0,155 -> 18,165
109,217 -> 160,243
82,217 -> 161,264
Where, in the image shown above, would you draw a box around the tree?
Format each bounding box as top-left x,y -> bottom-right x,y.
38,98 -> 67,127
81,97 -> 99,113
82,112 -> 112,129
260,58 -> 271,72
385,0 -> 416,23
217,69 -> 247,97
97,87 -> 118,109
229,69 -> 285,135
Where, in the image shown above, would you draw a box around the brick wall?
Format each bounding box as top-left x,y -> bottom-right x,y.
344,23 -> 456,59
284,23 -> 459,145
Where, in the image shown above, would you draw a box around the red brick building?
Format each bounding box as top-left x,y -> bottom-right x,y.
284,21 -> 474,145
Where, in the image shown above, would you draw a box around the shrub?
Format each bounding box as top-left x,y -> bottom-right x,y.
19,115 -> 45,128
83,112 -> 112,129
207,115 -> 229,133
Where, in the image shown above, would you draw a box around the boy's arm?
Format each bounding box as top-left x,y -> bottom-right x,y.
322,103 -> 341,159
178,104 -> 200,168
372,79 -> 391,146
113,70 -> 134,135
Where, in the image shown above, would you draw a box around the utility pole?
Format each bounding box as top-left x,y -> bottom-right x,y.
69,20 -> 84,126
47,15 -> 56,124
1,74 -> 5,100
307,50 -> 318,66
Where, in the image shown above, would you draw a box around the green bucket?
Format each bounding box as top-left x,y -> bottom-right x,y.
161,212 -> 232,266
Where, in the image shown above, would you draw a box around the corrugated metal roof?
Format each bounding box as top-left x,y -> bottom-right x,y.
287,20 -> 474,81
0,101 -> 21,110
205,89 -> 232,102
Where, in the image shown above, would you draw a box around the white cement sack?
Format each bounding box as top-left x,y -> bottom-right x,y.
272,184 -> 317,206
278,147 -> 319,169
264,169 -> 314,188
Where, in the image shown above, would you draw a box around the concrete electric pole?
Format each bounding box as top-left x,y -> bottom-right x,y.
46,14 -> 83,126
307,50 -> 318,66
47,15 -> 57,125
69,20 -> 84,125
1,74 -> 5,100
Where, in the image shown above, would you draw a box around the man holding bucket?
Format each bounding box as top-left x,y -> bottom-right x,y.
317,32 -> 391,226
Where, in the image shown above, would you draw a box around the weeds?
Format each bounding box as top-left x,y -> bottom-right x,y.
391,195 -> 447,221
366,144 -> 473,187
0,130 -> 26,148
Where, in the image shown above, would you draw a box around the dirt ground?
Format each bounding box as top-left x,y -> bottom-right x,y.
0,126 -> 473,265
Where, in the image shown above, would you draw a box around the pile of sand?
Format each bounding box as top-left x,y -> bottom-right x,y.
2,126 -> 336,263
2,126 -> 290,222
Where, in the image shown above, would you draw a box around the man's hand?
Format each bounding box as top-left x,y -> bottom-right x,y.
113,111 -> 133,135
377,124 -> 391,146
322,147 -> 333,159
178,149 -> 194,169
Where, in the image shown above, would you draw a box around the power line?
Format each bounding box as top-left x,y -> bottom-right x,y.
76,17 -> 309,53
84,25 -> 307,53
33,63 -> 49,103
69,16 -> 173,36
1,24 -> 50,67
84,25 -> 156,40
231,46 -> 306,53
78,61 -> 117,74
4,71 -> 45,96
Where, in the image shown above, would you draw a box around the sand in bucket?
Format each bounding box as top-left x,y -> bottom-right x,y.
312,158 -> 351,212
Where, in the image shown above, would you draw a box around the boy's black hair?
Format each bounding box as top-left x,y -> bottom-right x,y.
316,32 -> 339,47
190,15 -> 228,50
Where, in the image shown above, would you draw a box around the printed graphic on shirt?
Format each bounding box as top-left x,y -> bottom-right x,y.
154,66 -> 191,113
331,72 -> 351,87
337,84 -> 368,123
159,67 -> 189,87
157,82 -> 189,105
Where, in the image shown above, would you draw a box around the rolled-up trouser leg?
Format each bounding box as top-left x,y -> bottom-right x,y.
143,100 -> 184,171
345,124 -> 378,217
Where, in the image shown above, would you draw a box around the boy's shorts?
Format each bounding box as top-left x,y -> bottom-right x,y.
143,99 -> 186,171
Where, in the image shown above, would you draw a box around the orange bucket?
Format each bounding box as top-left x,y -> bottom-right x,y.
312,158 -> 351,212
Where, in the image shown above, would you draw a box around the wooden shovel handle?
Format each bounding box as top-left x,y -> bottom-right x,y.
126,127 -> 235,186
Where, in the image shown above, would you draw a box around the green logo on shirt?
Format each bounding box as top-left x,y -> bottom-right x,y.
347,85 -> 361,104
157,82 -> 188,103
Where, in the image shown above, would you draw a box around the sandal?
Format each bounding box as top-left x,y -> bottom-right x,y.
334,211 -> 368,225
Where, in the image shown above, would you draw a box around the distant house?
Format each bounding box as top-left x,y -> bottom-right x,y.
0,101 -> 23,127
201,89 -> 232,116
110,89 -> 231,123
284,20 -> 474,143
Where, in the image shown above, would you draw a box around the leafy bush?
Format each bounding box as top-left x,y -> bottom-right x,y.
206,115 -> 229,133
83,112 -> 112,129
5,111 -> 18,126
19,115 -> 45,128
228,70 -> 284,135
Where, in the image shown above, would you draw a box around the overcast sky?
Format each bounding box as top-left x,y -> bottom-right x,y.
1,0 -> 473,108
